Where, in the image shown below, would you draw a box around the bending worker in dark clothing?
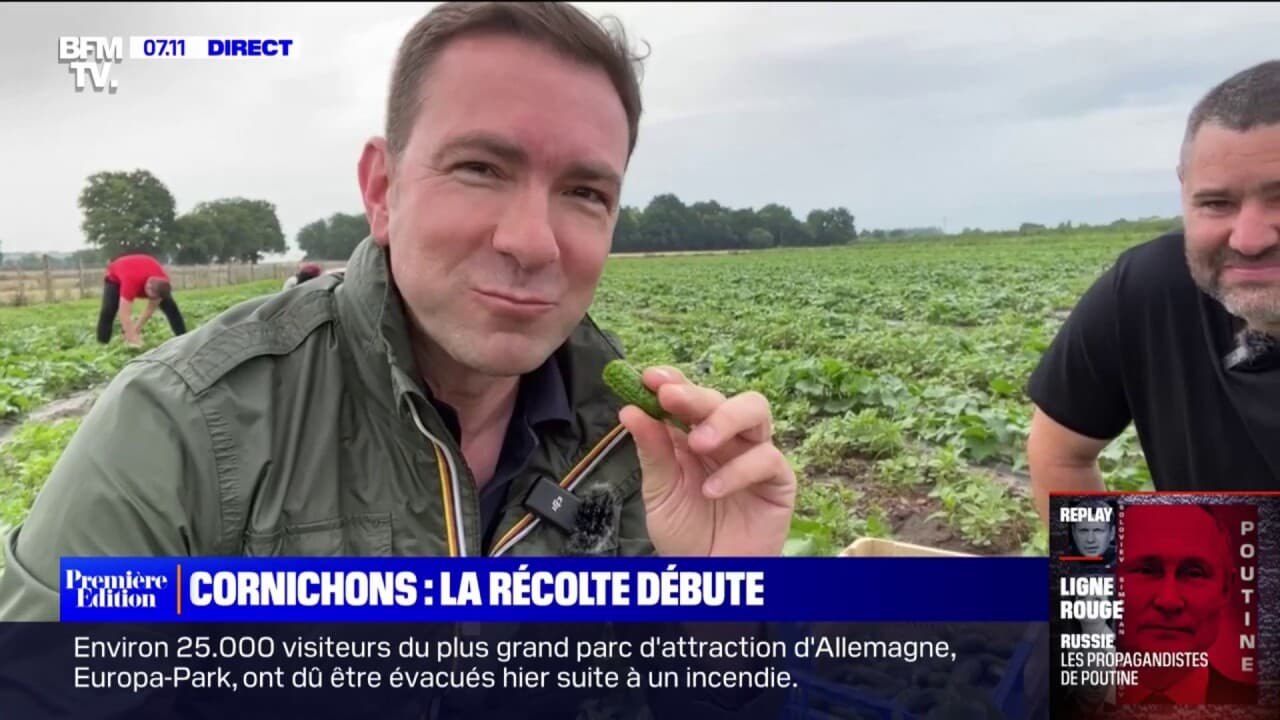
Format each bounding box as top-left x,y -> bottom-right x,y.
96,253 -> 187,347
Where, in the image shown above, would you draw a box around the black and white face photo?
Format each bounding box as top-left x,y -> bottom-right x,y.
1071,520 -> 1113,557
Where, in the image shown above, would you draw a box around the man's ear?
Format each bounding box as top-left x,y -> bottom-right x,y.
358,137 -> 393,247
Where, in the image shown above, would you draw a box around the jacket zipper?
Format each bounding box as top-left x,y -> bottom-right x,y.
409,395 -> 632,559
487,424 -> 631,558
406,399 -> 470,557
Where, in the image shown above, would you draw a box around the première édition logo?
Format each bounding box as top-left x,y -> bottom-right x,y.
64,569 -> 169,609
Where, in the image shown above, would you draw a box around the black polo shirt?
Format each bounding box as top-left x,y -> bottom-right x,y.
425,356 -> 573,549
1027,230 -> 1280,489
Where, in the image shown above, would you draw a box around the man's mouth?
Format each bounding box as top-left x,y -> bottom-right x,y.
1138,624 -> 1193,635
475,288 -> 555,305
1218,248 -> 1280,281
1223,263 -> 1280,283
472,288 -> 558,318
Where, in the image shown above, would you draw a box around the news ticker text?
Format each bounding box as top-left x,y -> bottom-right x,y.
68,630 -> 966,694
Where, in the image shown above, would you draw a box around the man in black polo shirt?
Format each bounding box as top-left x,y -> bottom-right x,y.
1026,59 -> 1280,517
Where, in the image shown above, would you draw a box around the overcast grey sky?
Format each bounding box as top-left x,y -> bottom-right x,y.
2,2 -> 1278,256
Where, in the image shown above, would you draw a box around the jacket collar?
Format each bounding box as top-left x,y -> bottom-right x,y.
334,236 -> 630,445
335,236 -> 430,415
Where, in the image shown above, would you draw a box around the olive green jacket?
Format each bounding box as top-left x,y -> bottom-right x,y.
0,237 -> 655,621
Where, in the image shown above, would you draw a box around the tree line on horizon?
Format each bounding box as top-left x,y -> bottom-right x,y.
0,169 -> 1183,270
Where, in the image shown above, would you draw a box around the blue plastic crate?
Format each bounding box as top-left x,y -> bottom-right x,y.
779,625 -> 1041,720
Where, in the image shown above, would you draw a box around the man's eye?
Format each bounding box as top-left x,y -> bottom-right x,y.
1125,561 -> 1160,577
458,162 -> 497,177
1181,563 -> 1211,579
571,187 -> 609,206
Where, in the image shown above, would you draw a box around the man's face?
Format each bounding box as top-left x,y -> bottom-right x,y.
1117,505 -> 1229,655
361,33 -> 629,377
1071,520 -> 1112,557
1181,122 -> 1280,333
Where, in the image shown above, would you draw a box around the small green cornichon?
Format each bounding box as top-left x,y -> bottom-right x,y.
602,360 -> 690,432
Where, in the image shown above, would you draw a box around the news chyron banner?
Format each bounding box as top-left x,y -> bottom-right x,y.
0,557 -> 1051,720
1050,492 -> 1280,719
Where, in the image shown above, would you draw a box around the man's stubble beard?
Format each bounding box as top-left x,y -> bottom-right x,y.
1187,247 -> 1280,334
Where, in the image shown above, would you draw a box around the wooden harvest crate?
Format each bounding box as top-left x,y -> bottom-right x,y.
840,537 -> 973,558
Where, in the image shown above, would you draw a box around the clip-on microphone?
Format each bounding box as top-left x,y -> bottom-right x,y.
1224,328 -> 1280,372
523,478 -> 620,554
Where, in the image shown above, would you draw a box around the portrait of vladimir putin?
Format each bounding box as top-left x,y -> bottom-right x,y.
1116,503 -> 1257,705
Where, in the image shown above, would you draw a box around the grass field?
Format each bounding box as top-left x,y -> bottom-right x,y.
0,230 -> 1159,557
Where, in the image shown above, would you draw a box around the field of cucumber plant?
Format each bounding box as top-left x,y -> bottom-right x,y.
0,231 -> 1157,556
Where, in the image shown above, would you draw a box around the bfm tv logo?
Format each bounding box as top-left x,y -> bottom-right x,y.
58,37 -> 123,93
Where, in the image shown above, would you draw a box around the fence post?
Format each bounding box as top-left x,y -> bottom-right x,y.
43,254 -> 54,303
78,259 -> 87,299
16,266 -> 25,306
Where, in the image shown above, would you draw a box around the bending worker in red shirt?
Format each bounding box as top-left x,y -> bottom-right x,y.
281,262 -> 324,290
96,254 -> 188,347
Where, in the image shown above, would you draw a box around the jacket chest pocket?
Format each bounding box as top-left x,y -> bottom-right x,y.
241,513 -> 393,557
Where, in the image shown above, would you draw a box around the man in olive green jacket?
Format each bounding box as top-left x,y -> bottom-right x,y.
0,4 -> 797,716
0,0 -> 795,686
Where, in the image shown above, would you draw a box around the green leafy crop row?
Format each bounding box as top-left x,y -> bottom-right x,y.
0,232 -> 1157,555
0,280 -> 286,421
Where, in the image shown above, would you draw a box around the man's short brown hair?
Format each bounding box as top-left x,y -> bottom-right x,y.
386,1 -> 647,165
146,277 -> 172,300
1181,59 -> 1280,164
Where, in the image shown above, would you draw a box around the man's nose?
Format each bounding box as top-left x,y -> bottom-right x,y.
1228,200 -> 1280,257
492,190 -> 560,270
1151,577 -> 1187,613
